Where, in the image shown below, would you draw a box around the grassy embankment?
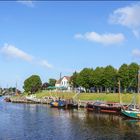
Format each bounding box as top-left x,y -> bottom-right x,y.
16,90 -> 139,104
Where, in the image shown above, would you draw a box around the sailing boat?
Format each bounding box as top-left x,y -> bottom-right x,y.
121,70 -> 140,119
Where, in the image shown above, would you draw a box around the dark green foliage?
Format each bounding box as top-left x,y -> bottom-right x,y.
102,65 -> 117,92
118,64 -> 129,92
118,63 -> 139,92
49,79 -> 56,86
128,63 -> 139,92
8,87 -> 16,92
70,62 -> 140,93
93,67 -> 104,92
70,71 -> 79,88
23,75 -> 42,94
77,68 -> 94,92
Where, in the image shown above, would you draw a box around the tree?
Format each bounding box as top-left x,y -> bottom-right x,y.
128,62 -> 139,92
70,71 -> 79,88
118,64 -> 129,92
77,68 -> 94,92
49,79 -> 56,86
8,87 -> 15,92
23,75 -> 42,94
93,67 -> 104,92
102,65 -> 117,92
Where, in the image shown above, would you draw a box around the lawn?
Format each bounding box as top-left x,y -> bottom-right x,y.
32,91 -> 138,103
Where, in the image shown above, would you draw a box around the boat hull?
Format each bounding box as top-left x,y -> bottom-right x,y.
50,100 -> 66,108
94,105 -> 121,113
67,103 -> 78,109
4,97 -> 11,102
86,102 -> 121,113
93,102 -> 121,114
121,109 -> 140,119
86,103 -> 94,111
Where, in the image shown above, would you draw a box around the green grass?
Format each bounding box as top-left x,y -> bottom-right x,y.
35,91 -> 76,99
12,90 -> 139,104
77,93 -> 135,103
33,91 -> 138,103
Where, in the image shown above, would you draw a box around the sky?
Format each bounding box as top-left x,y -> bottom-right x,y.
0,1 -> 140,90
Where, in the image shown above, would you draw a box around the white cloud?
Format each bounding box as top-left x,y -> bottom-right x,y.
0,43 -> 52,69
1,44 -> 33,62
39,60 -> 53,69
74,31 -> 125,45
17,0 -> 34,7
109,3 -> 140,38
132,49 -> 140,58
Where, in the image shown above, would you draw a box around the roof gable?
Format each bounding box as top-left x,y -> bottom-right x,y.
55,76 -> 70,84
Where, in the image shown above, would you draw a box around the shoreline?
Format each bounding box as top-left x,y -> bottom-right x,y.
8,95 -> 129,109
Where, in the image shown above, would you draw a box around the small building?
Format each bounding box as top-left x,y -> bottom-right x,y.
55,76 -> 71,90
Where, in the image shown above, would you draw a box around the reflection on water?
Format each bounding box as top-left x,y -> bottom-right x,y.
0,97 -> 140,140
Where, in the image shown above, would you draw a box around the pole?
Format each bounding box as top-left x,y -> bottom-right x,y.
138,70 -> 140,94
118,80 -> 121,104
60,72 -> 62,80
138,69 -> 140,111
16,81 -> 18,96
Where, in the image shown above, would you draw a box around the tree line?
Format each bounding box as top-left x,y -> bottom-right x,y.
70,62 -> 139,93
23,62 -> 140,94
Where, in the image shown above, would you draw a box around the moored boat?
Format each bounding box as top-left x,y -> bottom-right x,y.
93,101 -> 121,113
121,108 -> 140,119
66,99 -> 78,109
4,97 -> 11,102
67,103 -> 78,109
121,69 -> 140,119
50,99 -> 66,108
86,102 -> 94,111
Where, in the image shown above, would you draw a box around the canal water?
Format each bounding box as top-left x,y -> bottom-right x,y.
0,98 -> 140,140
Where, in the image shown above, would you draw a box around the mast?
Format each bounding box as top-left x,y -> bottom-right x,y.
118,80 -> 121,104
15,81 -> 18,96
60,72 -> 62,80
138,70 -> 140,93
138,68 -> 140,111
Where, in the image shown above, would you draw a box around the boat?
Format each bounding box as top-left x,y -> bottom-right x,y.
121,69 -> 140,119
86,102 -> 94,111
50,99 -> 66,108
121,96 -> 140,119
65,99 -> 78,109
4,97 -> 11,102
121,108 -> 140,119
67,102 -> 78,109
86,101 -> 121,113
86,81 -> 122,113
93,101 -> 121,114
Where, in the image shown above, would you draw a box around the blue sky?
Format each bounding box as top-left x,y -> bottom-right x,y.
0,1 -> 140,89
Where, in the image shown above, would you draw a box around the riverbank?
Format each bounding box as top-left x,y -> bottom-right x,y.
10,91 -> 138,104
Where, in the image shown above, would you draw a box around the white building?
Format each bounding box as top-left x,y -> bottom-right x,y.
55,76 -> 71,90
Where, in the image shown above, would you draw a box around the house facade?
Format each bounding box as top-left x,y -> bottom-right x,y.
55,76 -> 71,90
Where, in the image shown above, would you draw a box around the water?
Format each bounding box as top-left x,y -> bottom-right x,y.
0,98 -> 140,140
